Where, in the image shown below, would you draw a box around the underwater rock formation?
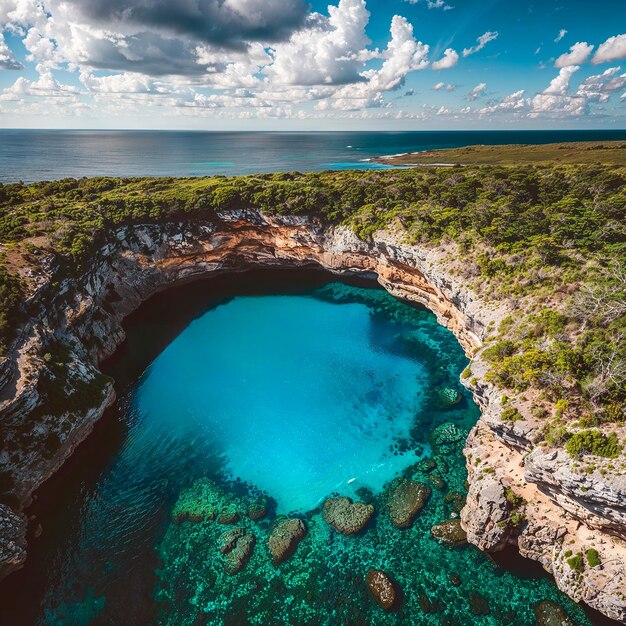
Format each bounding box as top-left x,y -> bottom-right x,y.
430,519 -> 467,547
223,533 -> 255,575
534,600 -> 577,626
322,497 -> 374,535
386,478 -> 431,529
268,518 -> 306,565
365,568 -> 399,612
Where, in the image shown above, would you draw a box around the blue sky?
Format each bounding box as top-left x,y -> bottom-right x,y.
0,0 -> 625,129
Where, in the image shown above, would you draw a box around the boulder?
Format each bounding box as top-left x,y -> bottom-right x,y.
0,504 -> 27,581
365,569 -> 398,611
323,497 -> 374,535
386,479 -> 431,529
534,600 -> 576,626
247,499 -> 267,521
434,386 -> 462,409
268,518 -> 307,565
218,506 -> 241,525
218,527 -> 245,554
224,534 -> 255,575
430,519 -> 467,547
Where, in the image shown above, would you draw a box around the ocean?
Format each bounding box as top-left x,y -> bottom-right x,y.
1,129 -> 625,183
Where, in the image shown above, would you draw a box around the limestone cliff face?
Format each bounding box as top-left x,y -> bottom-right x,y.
0,212 -> 625,621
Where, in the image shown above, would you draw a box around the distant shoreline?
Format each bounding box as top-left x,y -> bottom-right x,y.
371,140 -> 626,167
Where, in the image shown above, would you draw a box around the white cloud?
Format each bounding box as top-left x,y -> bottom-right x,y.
577,66 -> 626,103
266,0 -> 372,86
592,33 -> 626,65
433,81 -> 455,91
0,31 -> 22,69
462,31 -> 498,57
555,29 -> 567,43
543,65 -> 579,95
404,0 -> 453,9
468,82 -> 486,100
431,47 -> 458,70
319,14 -> 429,110
554,42 -> 593,68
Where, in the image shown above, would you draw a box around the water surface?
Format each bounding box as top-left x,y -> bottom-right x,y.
2,129 -> 626,183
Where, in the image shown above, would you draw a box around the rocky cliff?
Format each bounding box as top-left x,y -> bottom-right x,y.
1,211 -> 625,622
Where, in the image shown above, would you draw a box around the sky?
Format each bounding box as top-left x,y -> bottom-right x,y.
0,0 -> 625,130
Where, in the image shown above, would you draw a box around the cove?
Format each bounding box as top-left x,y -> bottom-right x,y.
0,270 -> 599,625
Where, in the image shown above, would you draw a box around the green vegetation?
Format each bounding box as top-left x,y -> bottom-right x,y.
500,407 -> 523,423
585,548 -> 601,568
0,163 -> 624,441
565,429 -> 622,459
376,141 -> 626,166
566,552 -> 585,573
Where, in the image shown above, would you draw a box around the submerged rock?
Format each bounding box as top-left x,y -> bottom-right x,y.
171,478 -> 223,524
268,518 -> 307,565
434,386 -> 462,409
323,497 -> 374,535
224,533 -> 255,575
365,569 -> 399,611
430,519 -> 467,547
386,479 -> 431,529
218,527 -> 245,554
534,600 -> 576,626
430,422 -> 466,446
469,592 -> 490,616
218,506 -> 241,525
428,472 -> 446,490
247,498 -> 267,521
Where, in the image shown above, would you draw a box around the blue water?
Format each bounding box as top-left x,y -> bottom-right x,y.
0,273 -> 601,625
2,129 -> 626,183
137,294 -> 428,513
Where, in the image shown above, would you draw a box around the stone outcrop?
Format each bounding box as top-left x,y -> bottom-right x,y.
267,518 -> 306,565
0,210 -> 625,620
365,568 -> 398,611
323,497 -> 374,535
0,505 -> 26,580
430,519 -> 467,547
386,479 -> 431,529
223,533 -> 255,575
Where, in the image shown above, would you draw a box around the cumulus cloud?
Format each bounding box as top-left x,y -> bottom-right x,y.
592,33 -> 626,65
266,0 -> 371,86
555,29 -> 567,43
468,82 -> 486,100
431,47 -> 458,70
0,31 -> 22,69
462,31 -> 498,57
554,42 -> 593,68
319,14 -> 430,110
577,66 -> 626,102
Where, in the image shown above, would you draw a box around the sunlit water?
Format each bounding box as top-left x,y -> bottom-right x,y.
0,274 -> 600,625
2,129 -> 626,182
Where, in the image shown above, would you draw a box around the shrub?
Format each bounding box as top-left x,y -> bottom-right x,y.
566,552 -> 584,573
586,548 -> 601,568
565,430 -> 622,459
501,407 -> 523,423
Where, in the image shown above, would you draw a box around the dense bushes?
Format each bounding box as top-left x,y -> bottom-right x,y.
565,429 -> 622,459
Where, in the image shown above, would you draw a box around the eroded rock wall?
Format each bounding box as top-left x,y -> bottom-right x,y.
1,212 -> 625,621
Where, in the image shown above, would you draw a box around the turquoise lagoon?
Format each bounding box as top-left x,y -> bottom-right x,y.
0,271 -> 598,625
